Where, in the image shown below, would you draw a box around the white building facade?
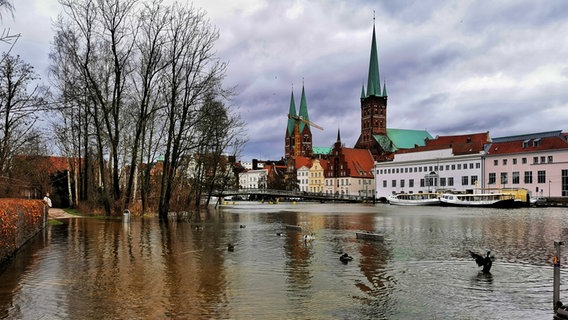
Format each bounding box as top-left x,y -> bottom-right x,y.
297,166 -> 309,192
238,169 -> 268,189
374,148 -> 484,200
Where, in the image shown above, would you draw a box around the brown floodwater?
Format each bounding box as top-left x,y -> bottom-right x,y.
1,202 -> 567,319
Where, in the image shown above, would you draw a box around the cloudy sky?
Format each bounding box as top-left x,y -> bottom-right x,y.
4,0 -> 568,161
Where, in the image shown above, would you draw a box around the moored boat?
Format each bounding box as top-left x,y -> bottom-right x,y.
387,192 -> 441,206
439,192 -> 523,208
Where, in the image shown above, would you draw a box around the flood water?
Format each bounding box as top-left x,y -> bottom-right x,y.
1,202 -> 568,319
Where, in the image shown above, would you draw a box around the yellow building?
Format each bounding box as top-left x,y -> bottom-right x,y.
308,159 -> 325,193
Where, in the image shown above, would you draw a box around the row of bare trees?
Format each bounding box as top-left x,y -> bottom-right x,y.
49,0 -> 245,218
0,0 -> 51,197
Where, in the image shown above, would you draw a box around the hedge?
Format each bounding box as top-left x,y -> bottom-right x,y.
0,199 -> 46,264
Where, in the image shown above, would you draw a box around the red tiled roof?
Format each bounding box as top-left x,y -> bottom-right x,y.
317,159 -> 329,171
396,132 -> 490,156
294,156 -> 312,170
342,148 -> 374,178
487,135 -> 568,155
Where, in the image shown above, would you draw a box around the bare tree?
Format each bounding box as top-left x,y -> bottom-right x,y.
51,0 -> 236,217
0,53 -> 47,195
157,3 -> 227,219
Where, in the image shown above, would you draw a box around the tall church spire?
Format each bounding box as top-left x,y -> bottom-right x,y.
286,89 -> 297,136
366,23 -> 381,97
298,84 -> 310,133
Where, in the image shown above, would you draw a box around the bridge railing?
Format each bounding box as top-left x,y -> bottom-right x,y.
213,189 -> 371,202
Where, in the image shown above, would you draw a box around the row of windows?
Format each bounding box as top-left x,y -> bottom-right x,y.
379,162 -> 481,175
298,171 -> 324,178
493,156 -> 553,166
488,171 -> 547,184
383,176 -> 479,188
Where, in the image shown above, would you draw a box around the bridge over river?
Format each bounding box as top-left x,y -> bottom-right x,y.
212,188 -> 375,203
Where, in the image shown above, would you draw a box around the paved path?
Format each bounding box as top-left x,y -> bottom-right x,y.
48,208 -> 76,219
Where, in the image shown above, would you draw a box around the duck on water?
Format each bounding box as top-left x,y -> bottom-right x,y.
469,250 -> 494,274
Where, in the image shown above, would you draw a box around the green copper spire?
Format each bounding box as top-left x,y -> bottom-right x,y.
286,90 -> 297,136
298,85 -> 310,133
382,80 -> 387,97
366,24 -> 381,97
360,83 -> 366,99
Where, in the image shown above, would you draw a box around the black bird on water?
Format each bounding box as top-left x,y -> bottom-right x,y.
227,243 -> 235,252
339,253 -> 354,264
469,250 -> 494,274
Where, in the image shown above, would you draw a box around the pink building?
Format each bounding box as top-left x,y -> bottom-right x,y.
484,131 -> 568,198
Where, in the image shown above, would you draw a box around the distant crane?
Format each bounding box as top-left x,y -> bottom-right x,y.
288,114 -> 323,156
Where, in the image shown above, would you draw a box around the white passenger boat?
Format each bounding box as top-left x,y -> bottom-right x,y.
387,193 -> 441,206
439,192 -> 522,208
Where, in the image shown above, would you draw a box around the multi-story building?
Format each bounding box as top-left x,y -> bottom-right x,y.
297,165 -> 309,192
308,159 -> 326,193
238,169 -> 268,189
484,131 -> 568,198
374,132 -> 490,200
324,130 -> 375,198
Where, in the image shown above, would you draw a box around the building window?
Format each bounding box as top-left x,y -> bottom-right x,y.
476,163 -> 480,169
458,164 -> 462,170
488,173 -> 496,185
452,164 -> 456,170
522,158 -> 527,164
549,156 -> 553,163
513,158 -> 517,165
541,156 -> 546,164
524,171 -> 533,184
409,179 -> 414,188
538,170 -> 546,184
446,165 -> 450,170
533,157 -> 538,164
471,176 -> 478,186
462,176 -> 468,186
493,160 -> 498,166
440,177 -> 446,187
563,170 -> 568,197
383,180 -> 387,188
392,180 -> 396,187
500,172 -> 508,185
400,180 -> 405,188
503,159 -> 507,165
420,179 -> 425,187
448,177 -> 454,186
512,172 -> 520,184
470,163 -> 474,169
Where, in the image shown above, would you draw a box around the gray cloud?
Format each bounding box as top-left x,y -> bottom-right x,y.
7,0 -> 568,161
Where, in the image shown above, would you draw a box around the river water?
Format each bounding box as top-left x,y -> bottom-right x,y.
1,202 -> 568,319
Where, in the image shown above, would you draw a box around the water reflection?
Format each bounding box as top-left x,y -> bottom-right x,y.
0,203 -> 566,319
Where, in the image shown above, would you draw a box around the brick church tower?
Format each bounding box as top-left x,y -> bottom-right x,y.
285,86 -> 313,158
354,23 -> 388,158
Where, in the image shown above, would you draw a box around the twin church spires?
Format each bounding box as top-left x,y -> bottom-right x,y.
285,85 -> 313,158
285,22 -> 387,159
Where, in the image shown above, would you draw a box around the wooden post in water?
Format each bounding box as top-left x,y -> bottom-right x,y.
554,240 -> 564,311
